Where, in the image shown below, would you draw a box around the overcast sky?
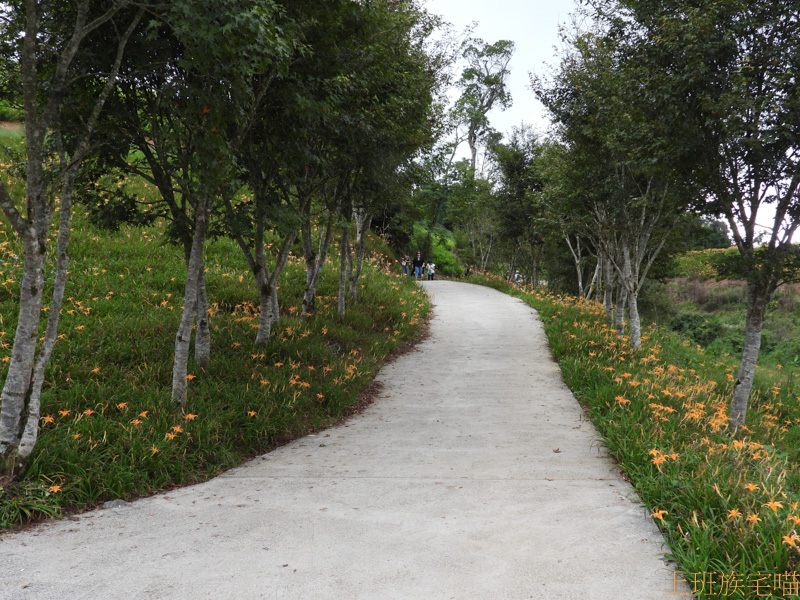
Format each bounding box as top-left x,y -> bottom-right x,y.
423,0 -> 580,138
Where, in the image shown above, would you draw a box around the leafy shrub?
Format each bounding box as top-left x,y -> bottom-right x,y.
670,311 -> 724,347
0,101 -> 23,122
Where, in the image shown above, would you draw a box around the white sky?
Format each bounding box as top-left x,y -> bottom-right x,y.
423,0 -> 579,138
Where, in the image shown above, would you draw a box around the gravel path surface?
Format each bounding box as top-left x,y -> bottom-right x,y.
0,280 -> 689,599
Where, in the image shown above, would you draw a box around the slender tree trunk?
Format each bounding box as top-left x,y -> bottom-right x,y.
338,224 -> 349,318
0,236 -> 46,475
171,200 -> 211,406
194,261 -> 210,369
349,210 -> 371,302
565,235 -> 585,297
628,290 -> 642,349
17,172 -> 78,464
603,254 -> 615,326
253,230 -> 297,344
301,210 -> 335,316
730,282 -> 770,430
620,241 -> 642,348
585,261 -> 600,301
615,287 -> 627,338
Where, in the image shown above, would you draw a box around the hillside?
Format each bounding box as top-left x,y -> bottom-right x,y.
643,248 -> 800,368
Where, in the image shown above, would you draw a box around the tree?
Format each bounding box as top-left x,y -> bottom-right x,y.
605,0 -> 800,429
0,1 -> 144,476
534,19 -> 689,348
454,38 -> 514,173
490,127 -> 547,287
97,0 -> 297,403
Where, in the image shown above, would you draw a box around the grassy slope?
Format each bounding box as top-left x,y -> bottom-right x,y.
0,162 -> 429,527
468,273 -> 800,599
646,248 -> 800,368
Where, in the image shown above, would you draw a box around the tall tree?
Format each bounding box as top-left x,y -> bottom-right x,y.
606,0 -> 800,429
0,1 -> 144,476
490,127 -> 547,287
454,38 -> 514,173
534,21 -> 687,348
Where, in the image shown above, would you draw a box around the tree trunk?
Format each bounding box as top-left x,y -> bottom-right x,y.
338,224 -> 349,318
619,240 -> 642,348
729,282 -> 770,430
628,290 -> 642,349
585,261 -> 600,301
349,210 -> 371,302
254,230 -> 297,344
0,236 -> 46,475
564,234 -> 584,297
171,200 -> 211,406
615,288 -> 627,338
301,210 -> 335,316
17,172 -> 78,466
602,254 -> 615,326
194,261 -> 210,369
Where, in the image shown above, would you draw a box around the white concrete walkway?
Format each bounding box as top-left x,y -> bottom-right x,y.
0,281 -> 689,599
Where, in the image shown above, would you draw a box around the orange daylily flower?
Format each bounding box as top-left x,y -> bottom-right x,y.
764,500 -> 784,513
650,510 -> 668,522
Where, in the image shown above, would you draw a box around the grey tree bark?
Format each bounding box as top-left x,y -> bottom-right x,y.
171,200 -> 211,406
301,209 -> 336,316
194,262 -> 211,369
348,209 -> 372,302
338,225 -> 350,318
0,3 -> 142,475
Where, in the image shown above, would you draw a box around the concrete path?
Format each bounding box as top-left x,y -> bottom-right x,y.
1,281 -> 689,599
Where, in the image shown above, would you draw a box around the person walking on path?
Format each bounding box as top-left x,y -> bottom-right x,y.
412,251 -> 424,279
400,255 -> 410,276
426,260 -> 436,280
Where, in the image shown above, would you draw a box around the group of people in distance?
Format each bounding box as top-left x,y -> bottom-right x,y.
400,251 -> 435,280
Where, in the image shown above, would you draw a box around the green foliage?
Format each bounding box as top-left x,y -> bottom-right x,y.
0,101 -> 22,122
410,223 -> 463,277
0,209 -> 429,529
671,248 -> 736,279
670,311 -> 724,347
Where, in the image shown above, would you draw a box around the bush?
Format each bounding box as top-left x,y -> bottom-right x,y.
670,311 -> 724,347
0,101 -> 23,122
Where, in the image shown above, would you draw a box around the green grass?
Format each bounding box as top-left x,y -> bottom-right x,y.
0,183 -> 430,529
468,272 -> 800,599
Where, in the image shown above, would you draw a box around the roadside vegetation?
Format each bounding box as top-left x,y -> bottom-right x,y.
659,249 -> 800,370
469,271 -> 800,598
0,201 -> 429,529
